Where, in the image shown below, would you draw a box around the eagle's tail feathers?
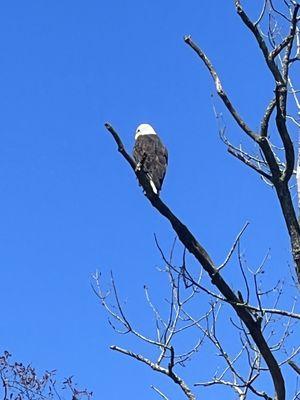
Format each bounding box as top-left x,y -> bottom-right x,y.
149,179 -> 158,194
147,174 -> 158,194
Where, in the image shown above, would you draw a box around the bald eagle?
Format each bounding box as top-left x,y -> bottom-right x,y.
133,123 -> 168,195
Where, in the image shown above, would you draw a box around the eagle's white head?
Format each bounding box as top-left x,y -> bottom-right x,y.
135,123 -> 157,140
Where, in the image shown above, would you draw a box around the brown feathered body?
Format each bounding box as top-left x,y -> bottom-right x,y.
133,133 -> 168,194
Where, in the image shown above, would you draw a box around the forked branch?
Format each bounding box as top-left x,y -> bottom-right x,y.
110,346 -> 196,400
184,3 -> 300,284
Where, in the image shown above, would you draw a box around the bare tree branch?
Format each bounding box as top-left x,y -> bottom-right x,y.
184,3 -> 300,284
235,0 -> 284,84
288,360 -> 300,375
261,98 -> 276,137
110,346 -> 196,400
184,35 -> 258,141
227,147 -> 274,181
254,0 -> 268,26
218,222 -> 250,272
151,385 -> 170,400
105,123 -> 286,400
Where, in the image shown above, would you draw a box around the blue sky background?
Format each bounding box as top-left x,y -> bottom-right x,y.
0,1 -> 298,399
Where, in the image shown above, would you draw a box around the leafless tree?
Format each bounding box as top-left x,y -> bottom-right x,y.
0,351 -> 92,400
100,1 -> 300,399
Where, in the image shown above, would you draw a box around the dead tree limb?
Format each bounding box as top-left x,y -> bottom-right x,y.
105,123 -> 286,400
184,1 -> 300,285
110,345 -> 196,400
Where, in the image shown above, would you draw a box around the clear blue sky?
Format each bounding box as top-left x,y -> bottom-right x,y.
0,1 -> 298,399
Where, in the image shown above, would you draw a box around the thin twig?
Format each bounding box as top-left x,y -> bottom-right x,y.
218,222 -> 250,272
151,385 -> 170,400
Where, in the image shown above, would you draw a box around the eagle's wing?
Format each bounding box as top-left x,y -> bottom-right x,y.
154,138 -> 168,190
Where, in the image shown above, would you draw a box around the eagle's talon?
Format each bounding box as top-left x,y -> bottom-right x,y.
135,162 -> 142,172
